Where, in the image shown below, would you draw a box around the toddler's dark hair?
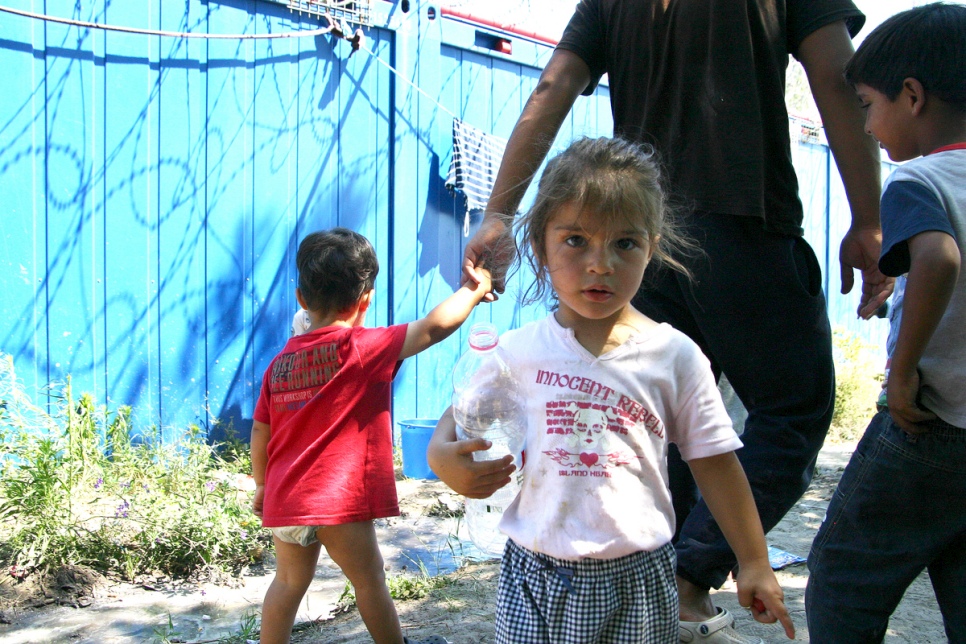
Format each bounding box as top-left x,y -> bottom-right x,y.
845,2 -> 966,111
516,136 -> 695,305
296,228 -> 379,315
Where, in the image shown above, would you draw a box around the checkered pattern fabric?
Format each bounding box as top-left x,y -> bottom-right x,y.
495,539 -> 678,643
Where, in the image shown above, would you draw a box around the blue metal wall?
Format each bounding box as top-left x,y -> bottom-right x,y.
391,13 -> 613,425
0,0 -> 395,438
0,0 -> 892,440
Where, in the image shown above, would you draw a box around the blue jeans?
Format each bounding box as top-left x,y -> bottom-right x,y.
805,411 -> 966,643
634,212 -> 834,589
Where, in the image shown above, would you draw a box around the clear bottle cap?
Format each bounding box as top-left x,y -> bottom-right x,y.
468,322 -> 498,351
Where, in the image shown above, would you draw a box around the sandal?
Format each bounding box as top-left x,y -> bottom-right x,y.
679,608 -> 763,644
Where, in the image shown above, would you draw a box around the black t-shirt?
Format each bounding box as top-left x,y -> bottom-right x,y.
557,0 -> 864,235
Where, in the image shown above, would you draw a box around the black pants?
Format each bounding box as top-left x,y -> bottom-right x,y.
633,212 -> 834,590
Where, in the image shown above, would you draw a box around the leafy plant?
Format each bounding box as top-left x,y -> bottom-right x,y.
388,566 -> 453,600
152,614 -> 183,644
830,328 -> 883,442
0,354 -> 268,582
332,563 -> 454,614
334,579 -> 357,614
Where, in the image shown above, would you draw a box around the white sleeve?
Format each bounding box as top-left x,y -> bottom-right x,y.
668,342 -> 743,461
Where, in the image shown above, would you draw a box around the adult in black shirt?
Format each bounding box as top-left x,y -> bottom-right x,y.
429,0 -> 891,641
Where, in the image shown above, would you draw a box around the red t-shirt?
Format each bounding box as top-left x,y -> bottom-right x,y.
253,324 -> 408,527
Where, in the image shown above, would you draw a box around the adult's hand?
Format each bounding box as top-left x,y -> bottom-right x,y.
839,225 -> 894,319
800,21 -> 891,319
463,49 -> 590,299
462,214 -> 515,300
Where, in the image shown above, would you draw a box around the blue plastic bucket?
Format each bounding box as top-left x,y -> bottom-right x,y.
398,418 -> 438,480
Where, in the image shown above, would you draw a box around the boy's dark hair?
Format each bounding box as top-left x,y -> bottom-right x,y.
296,228 -> 379,315
845,2 -> 966,111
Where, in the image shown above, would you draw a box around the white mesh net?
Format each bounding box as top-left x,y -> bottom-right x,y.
283,0 -> 373,27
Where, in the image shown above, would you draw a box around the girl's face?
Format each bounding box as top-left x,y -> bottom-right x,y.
542,201 -> 653,329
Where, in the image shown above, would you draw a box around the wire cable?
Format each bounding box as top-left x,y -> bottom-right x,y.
0,3 -> 459,119
0,3 -> 338,39
356,39 -> 457,119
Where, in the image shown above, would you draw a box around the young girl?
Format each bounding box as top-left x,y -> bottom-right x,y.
428,137 -> 794,642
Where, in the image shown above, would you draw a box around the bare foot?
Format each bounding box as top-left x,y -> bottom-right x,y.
677,575 -> 717,622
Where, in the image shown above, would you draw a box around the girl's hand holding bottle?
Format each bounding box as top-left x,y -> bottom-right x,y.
427,409 -> 516,500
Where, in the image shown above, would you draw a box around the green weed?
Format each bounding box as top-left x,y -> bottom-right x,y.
0,354 -> 268,583
152,614 -> 183,644
216,609 -> 261,644
334,579 -> 357,613
149,609 -> 261,644
332,564 -> 454,613
830,328 -> 883,443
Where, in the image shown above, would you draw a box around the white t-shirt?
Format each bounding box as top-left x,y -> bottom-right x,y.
291,309 -> 312,337
498,315 -> 742,560
879,148 -> 966,427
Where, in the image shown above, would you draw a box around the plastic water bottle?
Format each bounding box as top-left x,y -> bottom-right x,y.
452,323 -> 525,557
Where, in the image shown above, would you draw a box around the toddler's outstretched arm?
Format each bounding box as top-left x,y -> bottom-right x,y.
688,452 -> 795,640
427,408 -> 517,499
399,270 -> 492,360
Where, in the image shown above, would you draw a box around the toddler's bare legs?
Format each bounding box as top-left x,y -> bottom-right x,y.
319,520 -> 404,644
260,537 -> 323,644
259,522 -> 403,644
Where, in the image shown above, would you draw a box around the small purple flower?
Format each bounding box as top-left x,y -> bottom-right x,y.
94,478 -> 103,490
115,500 -> 130,518
121,481 -> 131,489
142,483 -> 150,492
239,530 -> 248,540
205,481 -> 216,492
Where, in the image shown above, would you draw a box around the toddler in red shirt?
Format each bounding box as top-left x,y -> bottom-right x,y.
251,227 -> 491,644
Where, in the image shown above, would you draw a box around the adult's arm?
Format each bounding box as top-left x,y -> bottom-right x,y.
798,21 -> 893,319
463,49 -> 592,294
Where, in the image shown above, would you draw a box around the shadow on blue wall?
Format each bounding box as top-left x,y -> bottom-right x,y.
0,0 -> 385,444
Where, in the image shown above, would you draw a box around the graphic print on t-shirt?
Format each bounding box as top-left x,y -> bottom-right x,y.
268,341 -> 341,413
536,368 -> 663,478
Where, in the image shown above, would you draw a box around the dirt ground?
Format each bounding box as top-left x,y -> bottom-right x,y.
0,443 -> 950,643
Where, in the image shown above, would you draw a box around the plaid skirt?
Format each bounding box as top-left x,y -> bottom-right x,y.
495,539 -> 678,643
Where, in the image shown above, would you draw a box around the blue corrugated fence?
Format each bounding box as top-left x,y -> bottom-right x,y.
0,0 -> 892,441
